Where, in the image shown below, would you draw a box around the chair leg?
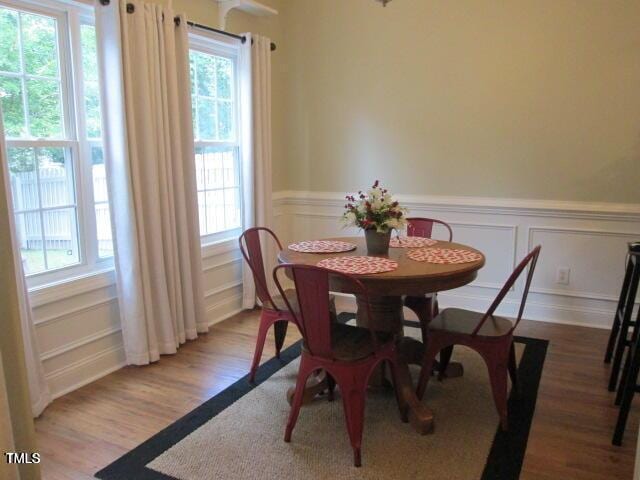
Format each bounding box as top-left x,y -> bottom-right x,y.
284,356 -> 314,443
327,373 -> 336,402
273,320 -> 288,359
249,313 -> 272,383
613,344 -> 640,445
484,355 -> 509,431
508,342 -> 519,394
338,382 -> 367,467
437,346 -> 454,381
416,339 -> 443,400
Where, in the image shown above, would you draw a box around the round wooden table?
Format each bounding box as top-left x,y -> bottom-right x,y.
278,236 -> 485,434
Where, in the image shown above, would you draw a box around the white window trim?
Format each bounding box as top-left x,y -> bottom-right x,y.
189,30 -> 245,247
0,0 -> 114,290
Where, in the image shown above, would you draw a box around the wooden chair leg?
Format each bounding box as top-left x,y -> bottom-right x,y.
284,356 -> 315,443
273,320 -> 288,359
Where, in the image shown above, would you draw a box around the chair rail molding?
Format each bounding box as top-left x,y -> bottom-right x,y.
273,190 -> 640,330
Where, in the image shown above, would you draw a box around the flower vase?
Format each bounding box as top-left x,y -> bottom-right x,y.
365,229 -> 391,255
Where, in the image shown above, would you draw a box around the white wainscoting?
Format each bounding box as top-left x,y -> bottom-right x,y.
29,238 -> 244,400
273,190 -> 640,330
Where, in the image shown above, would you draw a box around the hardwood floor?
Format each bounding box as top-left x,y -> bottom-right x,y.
35,305 -> 638,479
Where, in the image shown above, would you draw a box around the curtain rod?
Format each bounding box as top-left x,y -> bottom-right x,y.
98,0 -> 276,52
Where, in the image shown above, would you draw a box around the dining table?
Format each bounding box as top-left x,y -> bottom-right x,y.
278,236 -> 485,435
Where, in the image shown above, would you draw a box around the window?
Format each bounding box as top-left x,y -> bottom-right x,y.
0,0 -> 112,286
189,35 -> 242,244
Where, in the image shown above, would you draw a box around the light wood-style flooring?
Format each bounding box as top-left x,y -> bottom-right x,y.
35,306 -> 638,479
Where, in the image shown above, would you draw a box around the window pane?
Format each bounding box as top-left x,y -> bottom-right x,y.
80,24 -> 98,83
84,81 -> 101,138
224,188 -> 240,229
37,148 -> 75,207
195,148 -> 205,190
7,148 -> 38,210
197,98 -> 216,140
0,76 -> 26,137
0,8 -> 20,73
26,78 -> 63,138
94,202 -> 113,258
217,101 -> 233,141
15,212 -> 45,274
216,57 -> 232,100
91,147 -> 108,202
42,207 -> 79,269
194,51 -> 216,97
81,24 -> 102,139
223,150 -> 239,187
205,190 -> 224,234
21,12 -> 59,78
203,148 -> 223,189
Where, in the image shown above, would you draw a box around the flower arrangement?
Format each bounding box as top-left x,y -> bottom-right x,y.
341,181 -> 408,233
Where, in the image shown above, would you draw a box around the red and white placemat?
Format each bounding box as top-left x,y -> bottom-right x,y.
288,240 -> 357,254
407,247 -> 483,264
390,236 -> 438,248
317,256 -> 398,275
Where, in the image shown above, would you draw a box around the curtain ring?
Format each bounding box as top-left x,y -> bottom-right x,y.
126,3 -> 135,13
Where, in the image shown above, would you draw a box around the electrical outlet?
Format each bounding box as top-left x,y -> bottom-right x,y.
556,267 -> 570,285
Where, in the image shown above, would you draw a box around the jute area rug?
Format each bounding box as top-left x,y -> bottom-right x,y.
96,313 -> 547,480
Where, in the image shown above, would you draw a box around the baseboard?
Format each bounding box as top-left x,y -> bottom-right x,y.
206,292 -> 244,327
46,345 -> 126,400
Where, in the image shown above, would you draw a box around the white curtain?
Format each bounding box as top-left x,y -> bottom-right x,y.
0,109 -> 51,417
241,34 -> 274,309
0,356 -> 19,480
96,0 -> 207,365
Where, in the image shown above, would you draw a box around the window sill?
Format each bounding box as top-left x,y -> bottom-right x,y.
27,237 -> 240,308
29,267 -> 116,308
202,236 -> 240,259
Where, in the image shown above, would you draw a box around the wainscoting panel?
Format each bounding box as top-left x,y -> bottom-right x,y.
273,191 -> 640,329
31,239 -> 245,399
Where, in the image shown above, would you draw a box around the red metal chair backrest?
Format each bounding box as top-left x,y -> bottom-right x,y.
407,217 -> 453,242
471,245 -> 542,336
273,264 -> 376,361
239,227 -> 283,311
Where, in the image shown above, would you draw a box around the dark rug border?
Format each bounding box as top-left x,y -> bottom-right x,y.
96,315 -> 548,480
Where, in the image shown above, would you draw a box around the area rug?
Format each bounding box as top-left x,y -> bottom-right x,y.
96,313 -> 548,480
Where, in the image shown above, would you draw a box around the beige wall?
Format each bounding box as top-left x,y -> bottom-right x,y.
281,0 -> 640,203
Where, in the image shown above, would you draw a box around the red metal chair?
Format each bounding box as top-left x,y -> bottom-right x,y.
403,217 -> 455,376
239,227 -> 298,383
415,246 -> 542,431
273,264 -> 406,467
406,217 -> 453,242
